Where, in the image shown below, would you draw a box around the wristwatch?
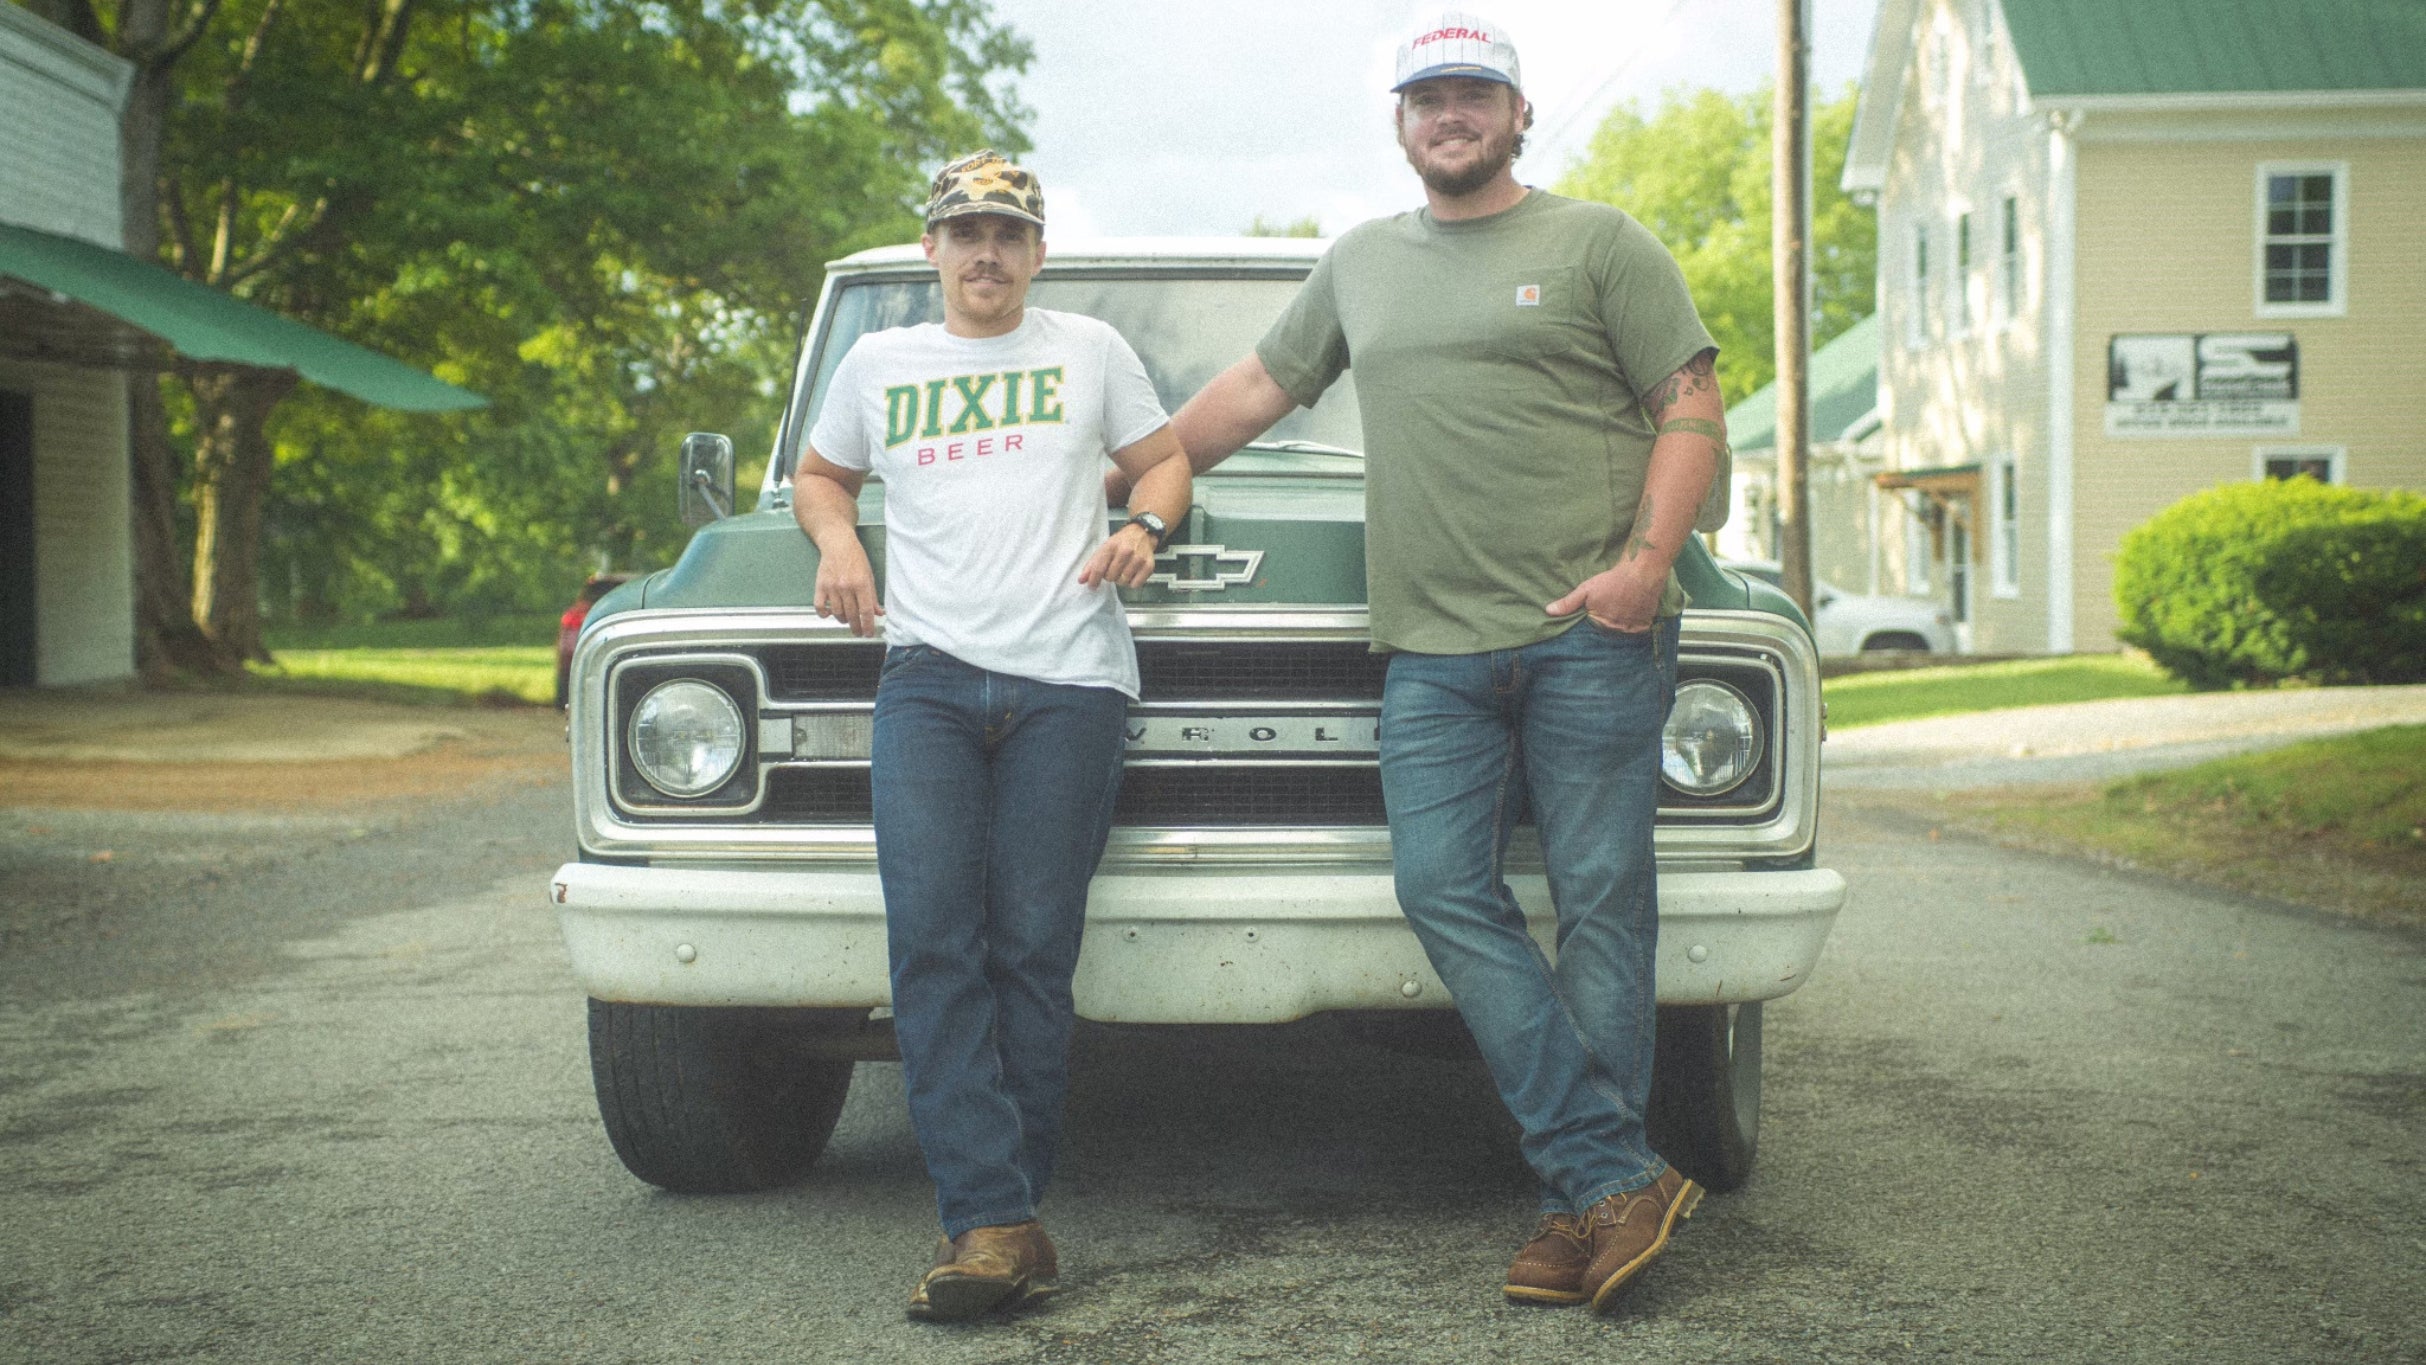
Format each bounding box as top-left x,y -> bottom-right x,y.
1123,510 -> 1172,551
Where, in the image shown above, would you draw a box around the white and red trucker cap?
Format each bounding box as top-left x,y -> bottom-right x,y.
1391,10 -> 1522,92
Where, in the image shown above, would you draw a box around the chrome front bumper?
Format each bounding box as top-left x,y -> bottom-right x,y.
548,862 -> 1847,1023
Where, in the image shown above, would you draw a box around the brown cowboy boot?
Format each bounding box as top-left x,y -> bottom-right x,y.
906,1220 -> 1060,1322
1580,1167 -> 1703,1313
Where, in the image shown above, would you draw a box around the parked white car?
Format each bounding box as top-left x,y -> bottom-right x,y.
1720,559 -> 1956,656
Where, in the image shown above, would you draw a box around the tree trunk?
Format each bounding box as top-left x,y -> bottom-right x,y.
129,376 -> 231,677
113,0 -> 235,677
186,363 -> 297,665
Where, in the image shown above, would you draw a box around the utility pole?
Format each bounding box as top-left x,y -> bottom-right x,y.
1774,0 -> 1815,614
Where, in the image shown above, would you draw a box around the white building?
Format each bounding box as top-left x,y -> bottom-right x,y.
0,4 -> 136,686
1845,0 -> 2426,652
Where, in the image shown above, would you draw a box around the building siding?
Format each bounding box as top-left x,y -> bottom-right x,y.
1876,0 -> 2056,651
0,359 -> 133,685
2,10 -> 137,685
0,6 -> 128,247
2068,129 -> 2426,647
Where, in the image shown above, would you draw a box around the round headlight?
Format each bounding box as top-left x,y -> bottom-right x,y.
628,680 -> 745,798
1661,680 -> 1762,797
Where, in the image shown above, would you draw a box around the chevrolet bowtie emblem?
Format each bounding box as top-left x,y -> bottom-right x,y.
1147,543 -> 1264,593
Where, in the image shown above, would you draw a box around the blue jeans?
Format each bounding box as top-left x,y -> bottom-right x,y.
870,645 -> 1129,1238
1379,617 -> 1680,1214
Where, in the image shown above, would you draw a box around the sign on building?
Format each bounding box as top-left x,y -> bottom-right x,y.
2105,333 -> 2299,436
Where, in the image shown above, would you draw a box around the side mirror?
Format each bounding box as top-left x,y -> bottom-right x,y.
678,432 -> 734,526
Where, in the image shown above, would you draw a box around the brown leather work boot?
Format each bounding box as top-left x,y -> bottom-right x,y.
906,1220 -> 1060,1322
1502,1211 -> 1592,1305
1581,1167 -> 1703,1313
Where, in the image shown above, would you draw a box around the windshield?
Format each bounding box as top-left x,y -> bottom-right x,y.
780,271 -> 1363,479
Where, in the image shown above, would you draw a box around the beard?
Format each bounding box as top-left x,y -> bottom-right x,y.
1402,126 -> 1517,198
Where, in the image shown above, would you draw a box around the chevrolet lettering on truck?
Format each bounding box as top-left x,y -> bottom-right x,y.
550,237 -> 1847,1196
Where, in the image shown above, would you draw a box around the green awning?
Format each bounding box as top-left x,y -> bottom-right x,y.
0,220 -> 484,412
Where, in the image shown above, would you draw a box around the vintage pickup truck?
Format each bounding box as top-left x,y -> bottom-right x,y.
550,238 -> 1846,1199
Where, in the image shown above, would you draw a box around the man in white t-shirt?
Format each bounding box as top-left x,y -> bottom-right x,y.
792,150 -> 1190,1322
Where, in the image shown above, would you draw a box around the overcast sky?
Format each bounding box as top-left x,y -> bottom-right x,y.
999,0 -> 1881,240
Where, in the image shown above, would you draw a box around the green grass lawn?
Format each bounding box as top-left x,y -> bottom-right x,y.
250,645 -> 557,705
1824,654 -> 2189,730
1947,725 -> 2426,927
249,615 -> 561,705
263,614 -> 562,650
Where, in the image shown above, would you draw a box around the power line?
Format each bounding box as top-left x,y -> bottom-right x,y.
1534,0 -> 1697,155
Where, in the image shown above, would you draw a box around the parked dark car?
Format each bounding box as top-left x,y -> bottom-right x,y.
555,574 -> 632,708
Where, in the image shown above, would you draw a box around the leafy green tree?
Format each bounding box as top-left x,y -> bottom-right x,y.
244,0 -> 1032,627
1555,84 -> 1871,407
29,0 -> 1029,660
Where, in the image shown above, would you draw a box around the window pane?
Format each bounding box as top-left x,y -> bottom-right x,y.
2300,176 -> 2334,225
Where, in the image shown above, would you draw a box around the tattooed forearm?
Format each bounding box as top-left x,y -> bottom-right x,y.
1620,491 -> 1659,563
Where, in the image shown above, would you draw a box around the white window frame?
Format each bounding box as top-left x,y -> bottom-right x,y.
1975,0 -> 1999,89
1908,223 -> 1930,350
2253,162 -> 2348,319
1990,453 -> 2021,597
1927,16 -> 1953,110
2253,445 -> 2345,485
1998,194 -> 2022,326
1904,492 -> 1933,593
1952,211 -> 1974,338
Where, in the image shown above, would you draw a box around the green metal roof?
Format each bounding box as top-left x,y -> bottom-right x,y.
1725,313 -> 1878,454
0,221 -> 484,412
2002,0 -> 2426,97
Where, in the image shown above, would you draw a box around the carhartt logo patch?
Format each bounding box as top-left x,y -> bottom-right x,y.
1515,284 -> 1541,306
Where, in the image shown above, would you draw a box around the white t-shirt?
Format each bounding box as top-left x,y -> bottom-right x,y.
807,308 -> 1170,698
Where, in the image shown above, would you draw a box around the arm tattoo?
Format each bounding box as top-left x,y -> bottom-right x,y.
1620,491 -> 1658,563
1644,348 -> 1720,423
1657,417 -> 1726,443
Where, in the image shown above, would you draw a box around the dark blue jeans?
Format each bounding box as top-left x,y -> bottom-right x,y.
870,645 -> 1128,1238
1378,617 -> 1680,1214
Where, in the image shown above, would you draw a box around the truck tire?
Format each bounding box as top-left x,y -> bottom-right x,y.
1648,1002 -> 1761,1193
587,1000 -> 856,1193
1861,631 -> 1931,652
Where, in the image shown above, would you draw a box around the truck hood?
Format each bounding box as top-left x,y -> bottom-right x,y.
589,449 -> 1803,634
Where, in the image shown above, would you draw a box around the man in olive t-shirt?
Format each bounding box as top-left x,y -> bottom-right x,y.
1166,11 -> 1730,1314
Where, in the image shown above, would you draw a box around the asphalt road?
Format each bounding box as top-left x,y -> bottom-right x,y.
2,769 -> 2422,1362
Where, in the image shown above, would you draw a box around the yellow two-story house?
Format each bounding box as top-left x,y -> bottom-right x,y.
1844,0 -> 2426,653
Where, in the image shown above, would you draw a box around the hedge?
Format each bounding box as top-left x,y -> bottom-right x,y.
2112,479 -> 2426,689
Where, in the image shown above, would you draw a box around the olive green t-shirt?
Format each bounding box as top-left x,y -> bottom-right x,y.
1256,190 -> 1717,655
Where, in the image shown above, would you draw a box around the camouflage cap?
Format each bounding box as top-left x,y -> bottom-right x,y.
924,150 -> 1046,230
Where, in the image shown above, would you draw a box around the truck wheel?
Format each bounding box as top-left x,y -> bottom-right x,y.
1861,631 -> 1930,652
587,1000 -> 856,1193
1648,1002 -> 1761,1193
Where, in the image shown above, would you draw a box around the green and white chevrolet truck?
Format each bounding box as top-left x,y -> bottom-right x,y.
550,237 -> 1846,1197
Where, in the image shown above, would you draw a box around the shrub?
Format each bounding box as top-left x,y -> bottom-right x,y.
2112,479 -> 2426,689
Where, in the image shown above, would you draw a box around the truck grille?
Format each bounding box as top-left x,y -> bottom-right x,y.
578,609 -> 1820,862
762,764 -> 1390,826
599,620 -> 1795,834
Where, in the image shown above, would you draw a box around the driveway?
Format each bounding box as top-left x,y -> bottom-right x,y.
1,684 -> 2419,1362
